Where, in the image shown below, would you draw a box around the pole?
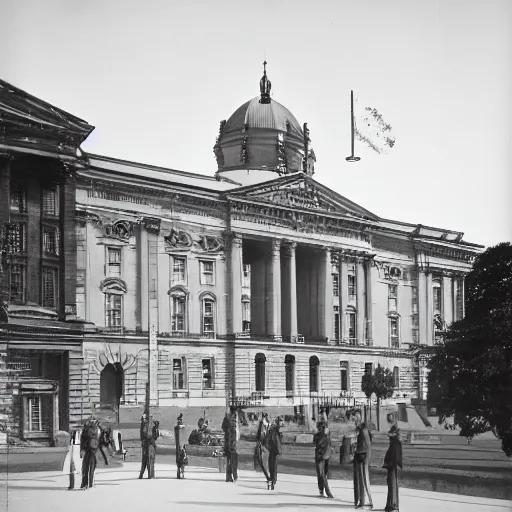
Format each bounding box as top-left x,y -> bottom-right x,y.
346,90 -> 361,162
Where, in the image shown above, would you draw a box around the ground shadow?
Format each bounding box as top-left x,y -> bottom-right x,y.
175,501 -> 353,509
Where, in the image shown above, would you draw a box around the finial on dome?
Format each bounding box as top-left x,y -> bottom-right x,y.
259,61 -> 271,104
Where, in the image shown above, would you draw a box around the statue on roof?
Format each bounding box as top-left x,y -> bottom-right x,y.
259,61 -> 271,104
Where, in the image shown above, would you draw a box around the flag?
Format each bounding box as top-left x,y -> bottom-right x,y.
354,97 -> 396,154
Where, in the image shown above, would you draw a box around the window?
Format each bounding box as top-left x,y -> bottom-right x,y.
105,293 -> 123,327
433,282 -> 442,313
9,264 -> 26,303
388,284 -> 398,311
393,366 -> 400,388
171,296 -> 186,333
172,257 -> 186,282
243,264 -> 251,288
340,361 -> 349,391
107,247 -> 122,276
27,396 -> 43,432
200,260 -> 215,285
347,311 -> 356,343
348,275 -> 356,298
390,317 -> 399,348
42,266 -> 58,309
412,286 -> 418,313
364,362 -> 373,375
412,328 -> 419,343
202,298 -> 215,337
242,300 -> 251,332
173,357 -> 187,390
202,358 -> 213,389
10,183 -> 27,213
334,306 -> 340,340
285,355 -> 295,396
332,273 -> 339,297
42,187 -> 59,217
255,353 -> 266,392
6,223 -> 27,253
309,356 -> 320,393
42,226 -> 60,256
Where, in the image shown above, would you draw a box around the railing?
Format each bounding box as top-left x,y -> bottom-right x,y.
7,362 -> 31,371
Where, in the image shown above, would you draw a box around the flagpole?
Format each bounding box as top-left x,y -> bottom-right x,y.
346,90 -> 360,162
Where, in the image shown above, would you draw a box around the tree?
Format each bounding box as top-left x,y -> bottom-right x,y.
428,242 -> 512,456
361,364 -> 395,431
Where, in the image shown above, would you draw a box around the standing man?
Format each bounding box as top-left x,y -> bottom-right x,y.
139,413 -> 159,479
254,412 -> 270,482
353,412 -> 373,510
313,421 -> 334,498
80,418 -> 102,490
222,407 -> 239,483
383,424 -> 402,512
267,416 -> 283,490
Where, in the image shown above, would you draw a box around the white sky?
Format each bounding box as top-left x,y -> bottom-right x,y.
2,0 -> 511,247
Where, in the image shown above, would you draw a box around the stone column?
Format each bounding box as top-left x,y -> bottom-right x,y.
282,242 -> 297,342
321,247 -> 334,342
136,225 -> 149,331
269,239 -> 282,341
365,259 -> 374,345
340,255 -> 348,342
0,156 -> 11,306
356,259 -> 365,345
452,277 -> 458,322
426,272 -> 433,345
460,276 -> 466,319
227,233 -> 243,336
442,274 -> 453,327
418,270 -> 427,345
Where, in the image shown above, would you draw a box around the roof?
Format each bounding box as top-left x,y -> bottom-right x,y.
224,97 -> 303,137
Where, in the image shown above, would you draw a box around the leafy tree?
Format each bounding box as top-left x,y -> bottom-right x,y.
428,242 -> 512,456
361,364 -> 395,430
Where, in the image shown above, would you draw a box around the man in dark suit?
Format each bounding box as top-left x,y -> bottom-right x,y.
222,407 -> 239,483
139,414 -> 159,479
267,416 -> 284,490
80,418 -> 102,490
353,412 -> 373,509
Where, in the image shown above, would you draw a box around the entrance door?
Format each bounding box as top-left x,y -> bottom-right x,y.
100,363 -> 124,423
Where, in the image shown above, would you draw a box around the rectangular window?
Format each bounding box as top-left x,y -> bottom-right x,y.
202,299 -> 215,337
332,274 -> 339,297
412,328 -> 419,343
42,226 -> 60,256
10,183 -> 27,213
27,396 -> 43,432
388,284 -> 398,311
202,358 -> 213,389
6,223 -> 27,253
243,264 -> 251,288
171,296 -> 186,333
200,260 -> 215,285
242,301 -> 251,332
172,357 -> 186,390
433,284 -> 442,313
107,247 -> 122,276
42,187 -> 59,217
340,361 -> 349,391
172,257 -> 186,282
393,366 -> 400,388
390,317 -> 399,348
334,306 -> 340,340
348,275 -> 356,297
105,293 -> 123,327
348,312 -> 356,342
364,362 -> 373,375
9,264 -> 26,303
42,266 -> 58,309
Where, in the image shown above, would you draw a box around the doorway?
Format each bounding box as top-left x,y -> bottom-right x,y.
100,363 -> 124,423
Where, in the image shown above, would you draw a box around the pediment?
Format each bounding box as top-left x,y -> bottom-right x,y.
228,174 -> 378,220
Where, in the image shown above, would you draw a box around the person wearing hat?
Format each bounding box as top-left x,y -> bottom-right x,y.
382,424 -> 402,512
313,421 -> 334,498
267,416 -> 284,490
353,412 -> 373,510
254,412 -> 271,483
222,407 -> 239,483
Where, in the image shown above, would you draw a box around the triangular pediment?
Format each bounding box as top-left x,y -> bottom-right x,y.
227,173 -> 378,220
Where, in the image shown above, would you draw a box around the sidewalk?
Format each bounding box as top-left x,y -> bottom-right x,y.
2,463 -> 511,512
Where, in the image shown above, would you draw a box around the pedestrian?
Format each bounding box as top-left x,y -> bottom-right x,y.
383,424 -> 402,512
65,429 -> 81,490
353,412 -> 373,510
267,416 -> 284,490
139,413 -> 159,479
254,412 -> 270,483
175,413 -> 186,479
222,407 -> 239,483
80,418 -> 102,490
98,427 -> 115,466
313,421 -> 334,498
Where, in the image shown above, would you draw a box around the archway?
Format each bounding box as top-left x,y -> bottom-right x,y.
100,363 -> 124,421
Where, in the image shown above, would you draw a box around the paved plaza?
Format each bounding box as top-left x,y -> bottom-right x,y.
1,462 -> 511,512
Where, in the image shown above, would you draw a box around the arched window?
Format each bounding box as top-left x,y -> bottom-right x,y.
255,353 -> 266,392
169,286 -> 188,335
285,355 -> 295,396
309,355 -> 320,393
200,292 -> 216,338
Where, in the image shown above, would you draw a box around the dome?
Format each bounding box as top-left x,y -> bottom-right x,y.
213,62 -> 316,184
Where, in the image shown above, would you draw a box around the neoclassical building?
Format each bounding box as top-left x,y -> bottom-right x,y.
1,67 -> 483,437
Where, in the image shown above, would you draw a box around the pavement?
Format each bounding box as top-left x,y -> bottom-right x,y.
1,463 -> 511,512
